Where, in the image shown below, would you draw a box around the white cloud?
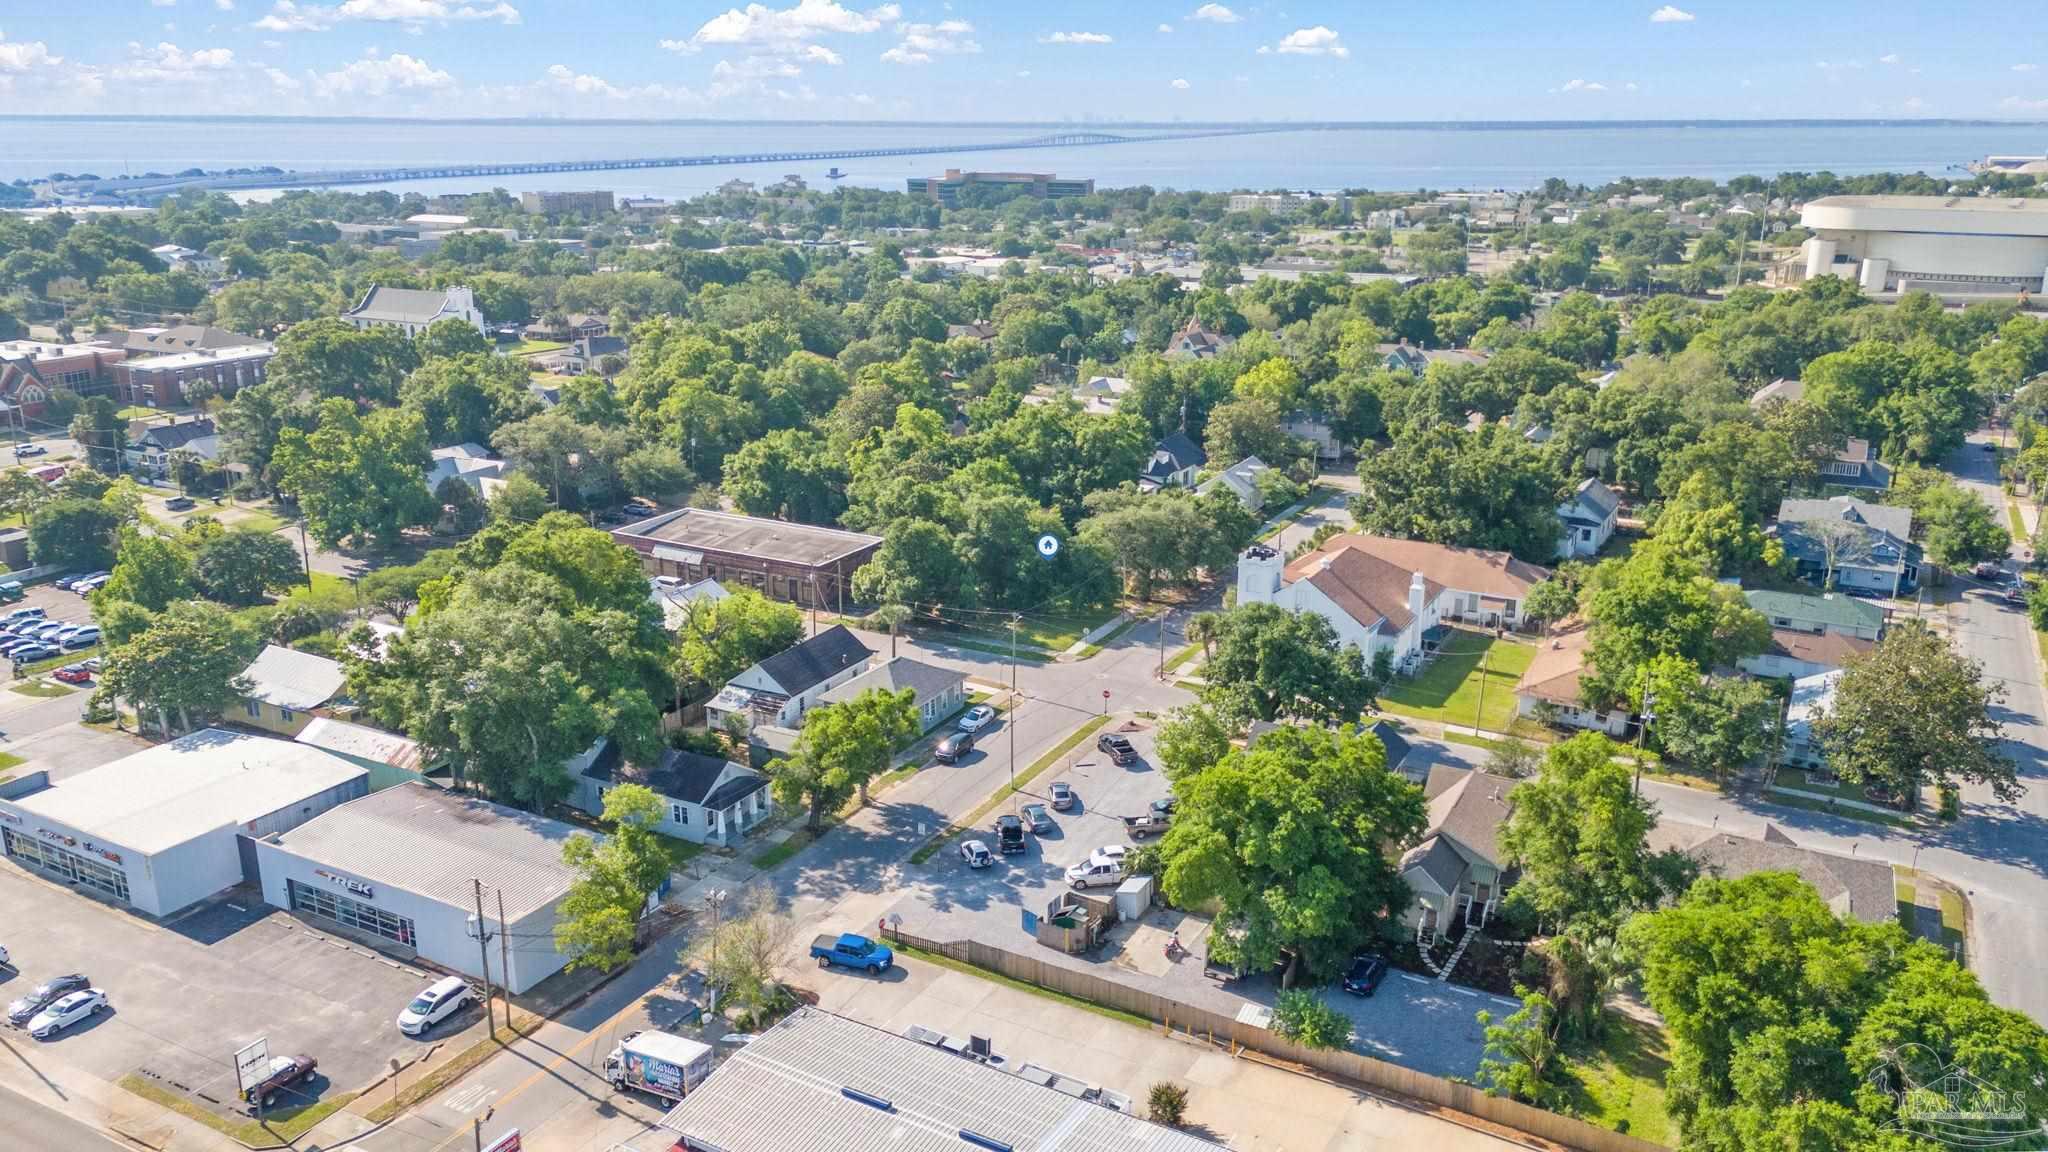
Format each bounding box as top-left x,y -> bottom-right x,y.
1624,81 -> 1639,91
1559,78 -> 1607,92
688,1 -> 894,47
1189,4 -> 1239,23
150,0 -> 178,7
115,41 -> 237,83
1272,26 -> 1347,58
2014,63 -> 2038,72
1877,53 -> 1899,64
2003,95 -> 2048,111
1649,5 -> 1693,22
881,20 -> 978,64
1015,69 -> 1030,78
1158,23 -> 1173,33
713,55 -> 801,80
1042,31 -> 1111,45
312,49 -> 453,96
217,0 -> 236,8
264,66 -> 299,89
0,37 -> 65,74
253,0 -> 519,33
1171,77 -> 1190,89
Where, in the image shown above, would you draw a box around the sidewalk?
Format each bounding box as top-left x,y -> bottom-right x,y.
0,1029 -> 250,1152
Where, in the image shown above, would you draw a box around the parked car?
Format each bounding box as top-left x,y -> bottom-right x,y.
1122,813 -> 1171,839
395,976 -> 474,1037
9,645 -> 58,663
57,573 -> 104,592
958,839 -> 993,869
1047,780 -> 1074,810
243,1054 -> 317,1108
933,731 -> 976,763
163,496 -> 196,512
1973,561 -> 2006,581
51,665 -> 91,684
1020,802 -> 1052,834
33,622 -> 74,641
0,581 -> 24,602
26,988 -> 107,1039
809,933 -> 893,973
1065,856 -> 1124,890
13,443 -> 45,458
993,813 -> 1025,854
82,657 -> 102,673
621,497 -> 660,518
1152,795 -> 1179,816
1096,733 -> 1138,764
0,944 -> 10,968
957,704 -> 996,733
7,974 -> 89,1025
61,628 -> 101,650
1,606 -> 45,622
1340,954 -> 1388,997
1090,844 -> 1129,866
74,574 -> 112,593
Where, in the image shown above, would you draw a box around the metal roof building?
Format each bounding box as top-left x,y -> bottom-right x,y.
654,1008 -> 1228,1152
251,782 -> 586,992
0,729 -> 368,916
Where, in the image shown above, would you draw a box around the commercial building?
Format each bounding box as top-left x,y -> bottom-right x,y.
611,508 -> 883,610
0,339 -> 126,417
907,169 -> 1094,207
252,782 -> 584,993
652,1007 -> 1226,1152
111,342 -> 273,407
0,729 -> 368,917
520,190 -> 615,216
342,284 -> 487,337
1797,195 -> 2048,295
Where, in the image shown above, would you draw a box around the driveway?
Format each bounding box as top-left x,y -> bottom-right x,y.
0,866 -> 484,1116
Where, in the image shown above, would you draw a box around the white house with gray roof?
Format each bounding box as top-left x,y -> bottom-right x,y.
1554,477 -> 1621,558
1398,767 -> 1520,943
1774,495 -> 1920,596
569,740 -> 772,846
343,284 -> 485,337
819,655 -> 967,733
705,624 -> 874,734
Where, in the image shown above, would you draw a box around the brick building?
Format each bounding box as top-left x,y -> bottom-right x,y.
610,509 -> 882,612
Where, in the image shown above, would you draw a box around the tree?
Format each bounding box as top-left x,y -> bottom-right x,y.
399,351 -> 538,446
1639,658 -> 1778,783
434,475 -> 488,536
554,783 -> 669,974
97,531 -> 194,612
69,396 -> 125,474
98,600 -> 256,736
1584,544 -> 1769,706
272,398 -> 433,548
1198,602 -> 1377,726
28,497 -> 124,572
1475,991 -> 1562,1107
1349,423 -> 1563,561
1146,1082 -> 1189,1127
767,687 -> 918,827
1893,470 -> 2008,568
1813,619 -> 2018,808
194,530 -> 305,606
1499,733 -> 1672,934
490,471 -> 550,523
1521,577 -> 1579,635
722,429 -> 847,523
853,517 -> 967,608
671,588 -> 802,704
268,316 -> 418,406
414,316 -> 493,362
1272,989 -> 1353,1049
705,887 -> 797,1020
1156,725 -> 1425,981
1153,703 -> 1233,784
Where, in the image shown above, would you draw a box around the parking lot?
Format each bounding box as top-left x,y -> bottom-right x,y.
0,861 -> 488,1118
891,718 -> 1498,1082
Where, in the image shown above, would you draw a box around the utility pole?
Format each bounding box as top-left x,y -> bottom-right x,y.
705,888 -> 727,1013
296,519 -> 314,590
472,879 -> 497,1033
1154,609 -> 1169,679
1008,613 -> 1020,691
1473,643 -> 1490,737
495,889 -> 511,1025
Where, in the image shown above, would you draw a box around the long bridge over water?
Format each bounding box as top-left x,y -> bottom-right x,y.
80,126 -> 1299,200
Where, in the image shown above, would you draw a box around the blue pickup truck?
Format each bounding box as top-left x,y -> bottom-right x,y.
810,932 -> 894,973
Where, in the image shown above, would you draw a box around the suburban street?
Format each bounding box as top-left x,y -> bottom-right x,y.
0,1083 -> 125,1152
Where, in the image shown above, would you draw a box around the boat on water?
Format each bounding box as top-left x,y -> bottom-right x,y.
825,166 -> 848,180
1970,154 -> 2048,175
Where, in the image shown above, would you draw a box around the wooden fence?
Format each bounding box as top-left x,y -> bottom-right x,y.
888,928 -> 1667,1152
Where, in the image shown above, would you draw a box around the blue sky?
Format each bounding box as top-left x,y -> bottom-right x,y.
3,1 -> 2047,120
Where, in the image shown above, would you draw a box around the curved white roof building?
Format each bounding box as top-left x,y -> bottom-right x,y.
1797,195 -> 2048,295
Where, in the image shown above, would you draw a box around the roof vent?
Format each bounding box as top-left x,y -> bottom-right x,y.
841,1087 -> 894,1112
959,1131 -> 1014,1152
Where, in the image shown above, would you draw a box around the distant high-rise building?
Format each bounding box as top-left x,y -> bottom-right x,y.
906,169 -> 1094,207
519,190 -> 615,217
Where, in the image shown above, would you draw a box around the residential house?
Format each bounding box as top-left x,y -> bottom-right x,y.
1653,822 -> 1897,923
1780,669 -> 1842,772
650,576 -> 729,631
1739,628 -> 1875,680
1139,431 -> 1207,491
559,334 -> 628,376
342,285 -> 486,337
1379,342 -> 1431,376
1399,767 -> 1520,942
151,244 -> 224,277
292,716 -> 433,792
1364,718 -> 1416,780
1554,477 -> 1622,559
944,320 -> 998,344
426,443 -> 508,496
1512,621 -> 1632,737
1073,375 -> 1128,415
819,656 -> 967,734
1282,409 -> 1342,461
611,508 -> 883,611
571,741 -> 771,847
1774,496 -> 1920,596
1818,438 -> 1892,490
1196,455 -> 1272,512
705,625 -> 875,734
1742,588 -> 1886,641
1748,377 -> 1804,407
237,644 -> 348,737
1163,318 -> 1233,361
125,418 -> 219,479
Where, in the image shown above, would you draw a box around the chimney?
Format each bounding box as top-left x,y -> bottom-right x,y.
1408,571 -> 1426,625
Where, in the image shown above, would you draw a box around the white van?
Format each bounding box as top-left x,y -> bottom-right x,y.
396,976 -> 474,1036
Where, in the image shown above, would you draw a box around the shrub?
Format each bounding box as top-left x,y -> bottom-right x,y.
1146,1081 -> 1189,1127
1939,785 -> 1961,821
1272,989 -> 1352,1049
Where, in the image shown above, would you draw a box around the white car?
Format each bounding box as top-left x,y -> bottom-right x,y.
1091,844 -> 1130,865
28,988 -> 108,1039
957,704 -> 996,733
959,839 -> 994,869
0,944 -> 9,968
396,975 -> 474,1036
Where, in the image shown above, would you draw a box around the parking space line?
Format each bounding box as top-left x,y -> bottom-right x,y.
1448,986 -> 1476,997
1397,973 -> 1430,985
1489,996 -> 1520,1008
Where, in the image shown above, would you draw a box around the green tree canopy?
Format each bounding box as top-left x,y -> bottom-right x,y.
1197,601 -> 1378,726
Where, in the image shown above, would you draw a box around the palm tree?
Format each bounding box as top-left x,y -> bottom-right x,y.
863,603 -> 913,658
1185,610 -> 1222,660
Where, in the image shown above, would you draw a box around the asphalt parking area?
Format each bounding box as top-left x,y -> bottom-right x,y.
0,864 -> 486,1114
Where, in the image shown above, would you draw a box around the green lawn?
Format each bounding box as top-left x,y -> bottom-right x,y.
656,833 -> 706,873
121,1073 -> 357,1145
511,339 -> 569,355
1375,633 -> 1536,732
2010,500 -> 2028,543
1559,1014 -> 1674,1146
1763,788 -> 1915,829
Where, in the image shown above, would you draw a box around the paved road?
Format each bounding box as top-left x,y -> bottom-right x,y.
0,1083 -> 125,1152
